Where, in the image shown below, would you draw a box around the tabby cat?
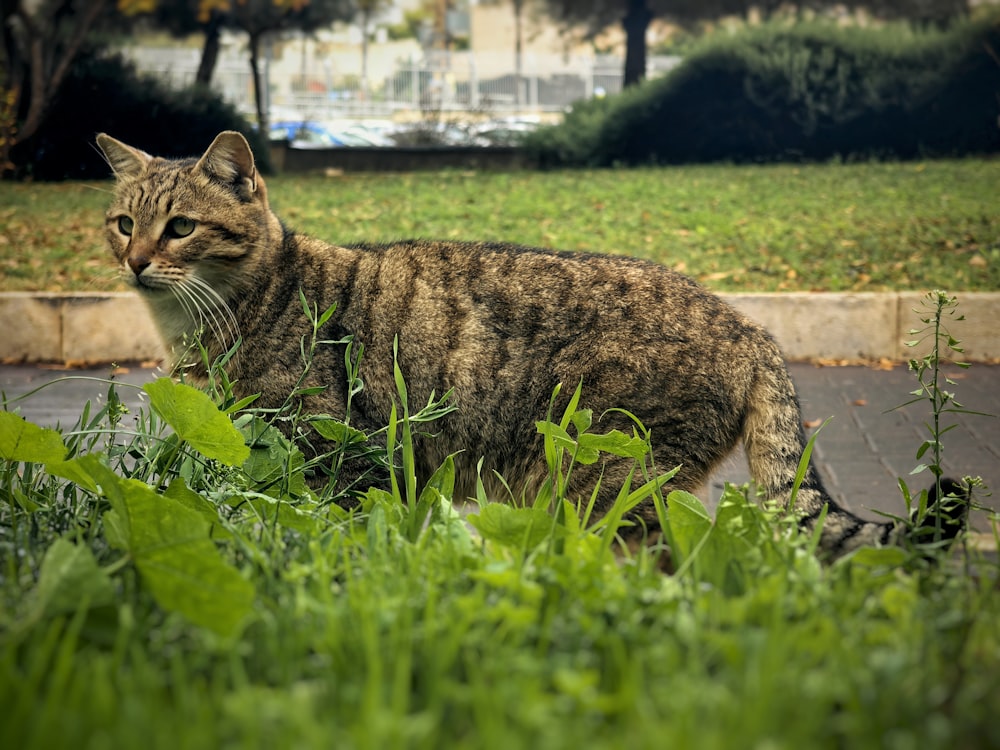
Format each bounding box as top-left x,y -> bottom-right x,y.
96,131 -> 962,558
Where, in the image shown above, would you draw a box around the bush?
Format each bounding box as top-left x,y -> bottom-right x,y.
526,19 -> 1000,166
11,50 -> 270,180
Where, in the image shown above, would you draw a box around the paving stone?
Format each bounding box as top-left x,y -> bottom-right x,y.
61,294 -> 165,364
0,293 -> 62,362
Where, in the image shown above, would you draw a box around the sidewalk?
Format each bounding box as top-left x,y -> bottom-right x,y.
3,291 -> 1000,364
3,360 -> 998,532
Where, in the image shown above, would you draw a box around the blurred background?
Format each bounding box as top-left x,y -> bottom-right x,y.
2,0 -> 998,178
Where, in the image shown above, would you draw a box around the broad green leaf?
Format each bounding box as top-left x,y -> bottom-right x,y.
410,454 -> 458,540
578,429 -> 649,460
535,421 -> 578,453
165,478 -> 232,540
64,454 -> 128,512
103,509 -> 129,551
10,487 -> 40,513
143,378 -> 249,466
306,416 -> 368,446
665,490 -> 712,563
240,495 -> 321,535
123,480 -> 253,636
879,580 -> 918,620
714,491 -> 764,550
240,421 -> 309,497
44,457 -> 100,494
704,490 -> 765,590
137,543 -> 253,637
571,409 -> 593,434
467,504 -> 555,550
0,412 -> 66,463
668,489 -> 762,590
536,421 -> 648,466
93,469 -> 253,636
28,538 -> 115,621
422,454 -> 456,502
848,546 -> 908,568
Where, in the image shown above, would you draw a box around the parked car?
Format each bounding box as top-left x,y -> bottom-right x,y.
269,120 -> 397,148
269,121 -> 349,148
471,118 -> 540,146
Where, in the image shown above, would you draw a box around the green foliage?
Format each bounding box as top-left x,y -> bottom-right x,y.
143,378 -> 251,466
0,413 -> 66,463
10,49 -> 270,181
1,304 -> 999,748
527,19 -> 1000,166
893,291 -> 991,548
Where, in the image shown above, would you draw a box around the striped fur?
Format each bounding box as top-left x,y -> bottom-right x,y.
98,130 -> 931,558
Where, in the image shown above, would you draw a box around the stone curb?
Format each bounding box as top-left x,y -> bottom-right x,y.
2,291 -> 999,364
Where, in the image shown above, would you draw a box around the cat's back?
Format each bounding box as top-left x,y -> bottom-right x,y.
302,238 -> 773,420
326,238 -> 754,346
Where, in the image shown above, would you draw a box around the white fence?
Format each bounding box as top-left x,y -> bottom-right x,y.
124,45 -> 681,121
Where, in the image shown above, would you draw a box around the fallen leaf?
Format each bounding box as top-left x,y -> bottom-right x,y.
853,399 -> 868,407
702,271 -> 732,282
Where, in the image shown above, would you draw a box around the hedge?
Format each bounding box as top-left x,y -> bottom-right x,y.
11,50 -> 269,181
526,19 -> 1000,166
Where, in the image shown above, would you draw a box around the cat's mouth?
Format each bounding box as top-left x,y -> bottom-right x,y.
125,270 -> 170,293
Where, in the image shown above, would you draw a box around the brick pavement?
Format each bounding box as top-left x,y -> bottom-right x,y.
3,361 -> 998,530
706,362 -> 999,530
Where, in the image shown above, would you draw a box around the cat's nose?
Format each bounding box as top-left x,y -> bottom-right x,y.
128,254 -> 151,276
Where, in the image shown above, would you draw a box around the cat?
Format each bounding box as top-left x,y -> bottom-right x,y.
96,130 -> 965,559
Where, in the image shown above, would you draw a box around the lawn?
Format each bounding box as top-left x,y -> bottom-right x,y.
1,158 -> 998,293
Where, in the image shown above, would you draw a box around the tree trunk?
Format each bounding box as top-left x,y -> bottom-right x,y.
15,0 -> 108,145
514,0 -> 523,106
622,0 -> 652,88
360,9 -> 370,99
248,31 -> 268,135
196,12 -> 223,87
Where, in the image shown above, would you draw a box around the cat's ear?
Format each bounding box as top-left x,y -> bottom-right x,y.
96,133 -> 151,179
196,131 -> 258,193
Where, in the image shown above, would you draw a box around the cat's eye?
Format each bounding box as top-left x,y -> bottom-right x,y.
166,217 -> 196,238
118,216 -> 134,235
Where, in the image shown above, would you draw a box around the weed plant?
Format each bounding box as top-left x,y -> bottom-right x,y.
1,296 -> 998,749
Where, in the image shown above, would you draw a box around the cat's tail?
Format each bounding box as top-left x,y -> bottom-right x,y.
740,348 -> 967,558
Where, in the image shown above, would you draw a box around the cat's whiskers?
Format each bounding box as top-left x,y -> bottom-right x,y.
166,282 -> 204,350
172,282 -> 220,348
81,265 -> 124,293
80,183 -> 116,196
178,275 -> 243,378
188,276 -> 241,344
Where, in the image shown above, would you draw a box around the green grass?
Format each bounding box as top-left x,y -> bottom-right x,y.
2,303 -> 999,749
1,159 -> 998,293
